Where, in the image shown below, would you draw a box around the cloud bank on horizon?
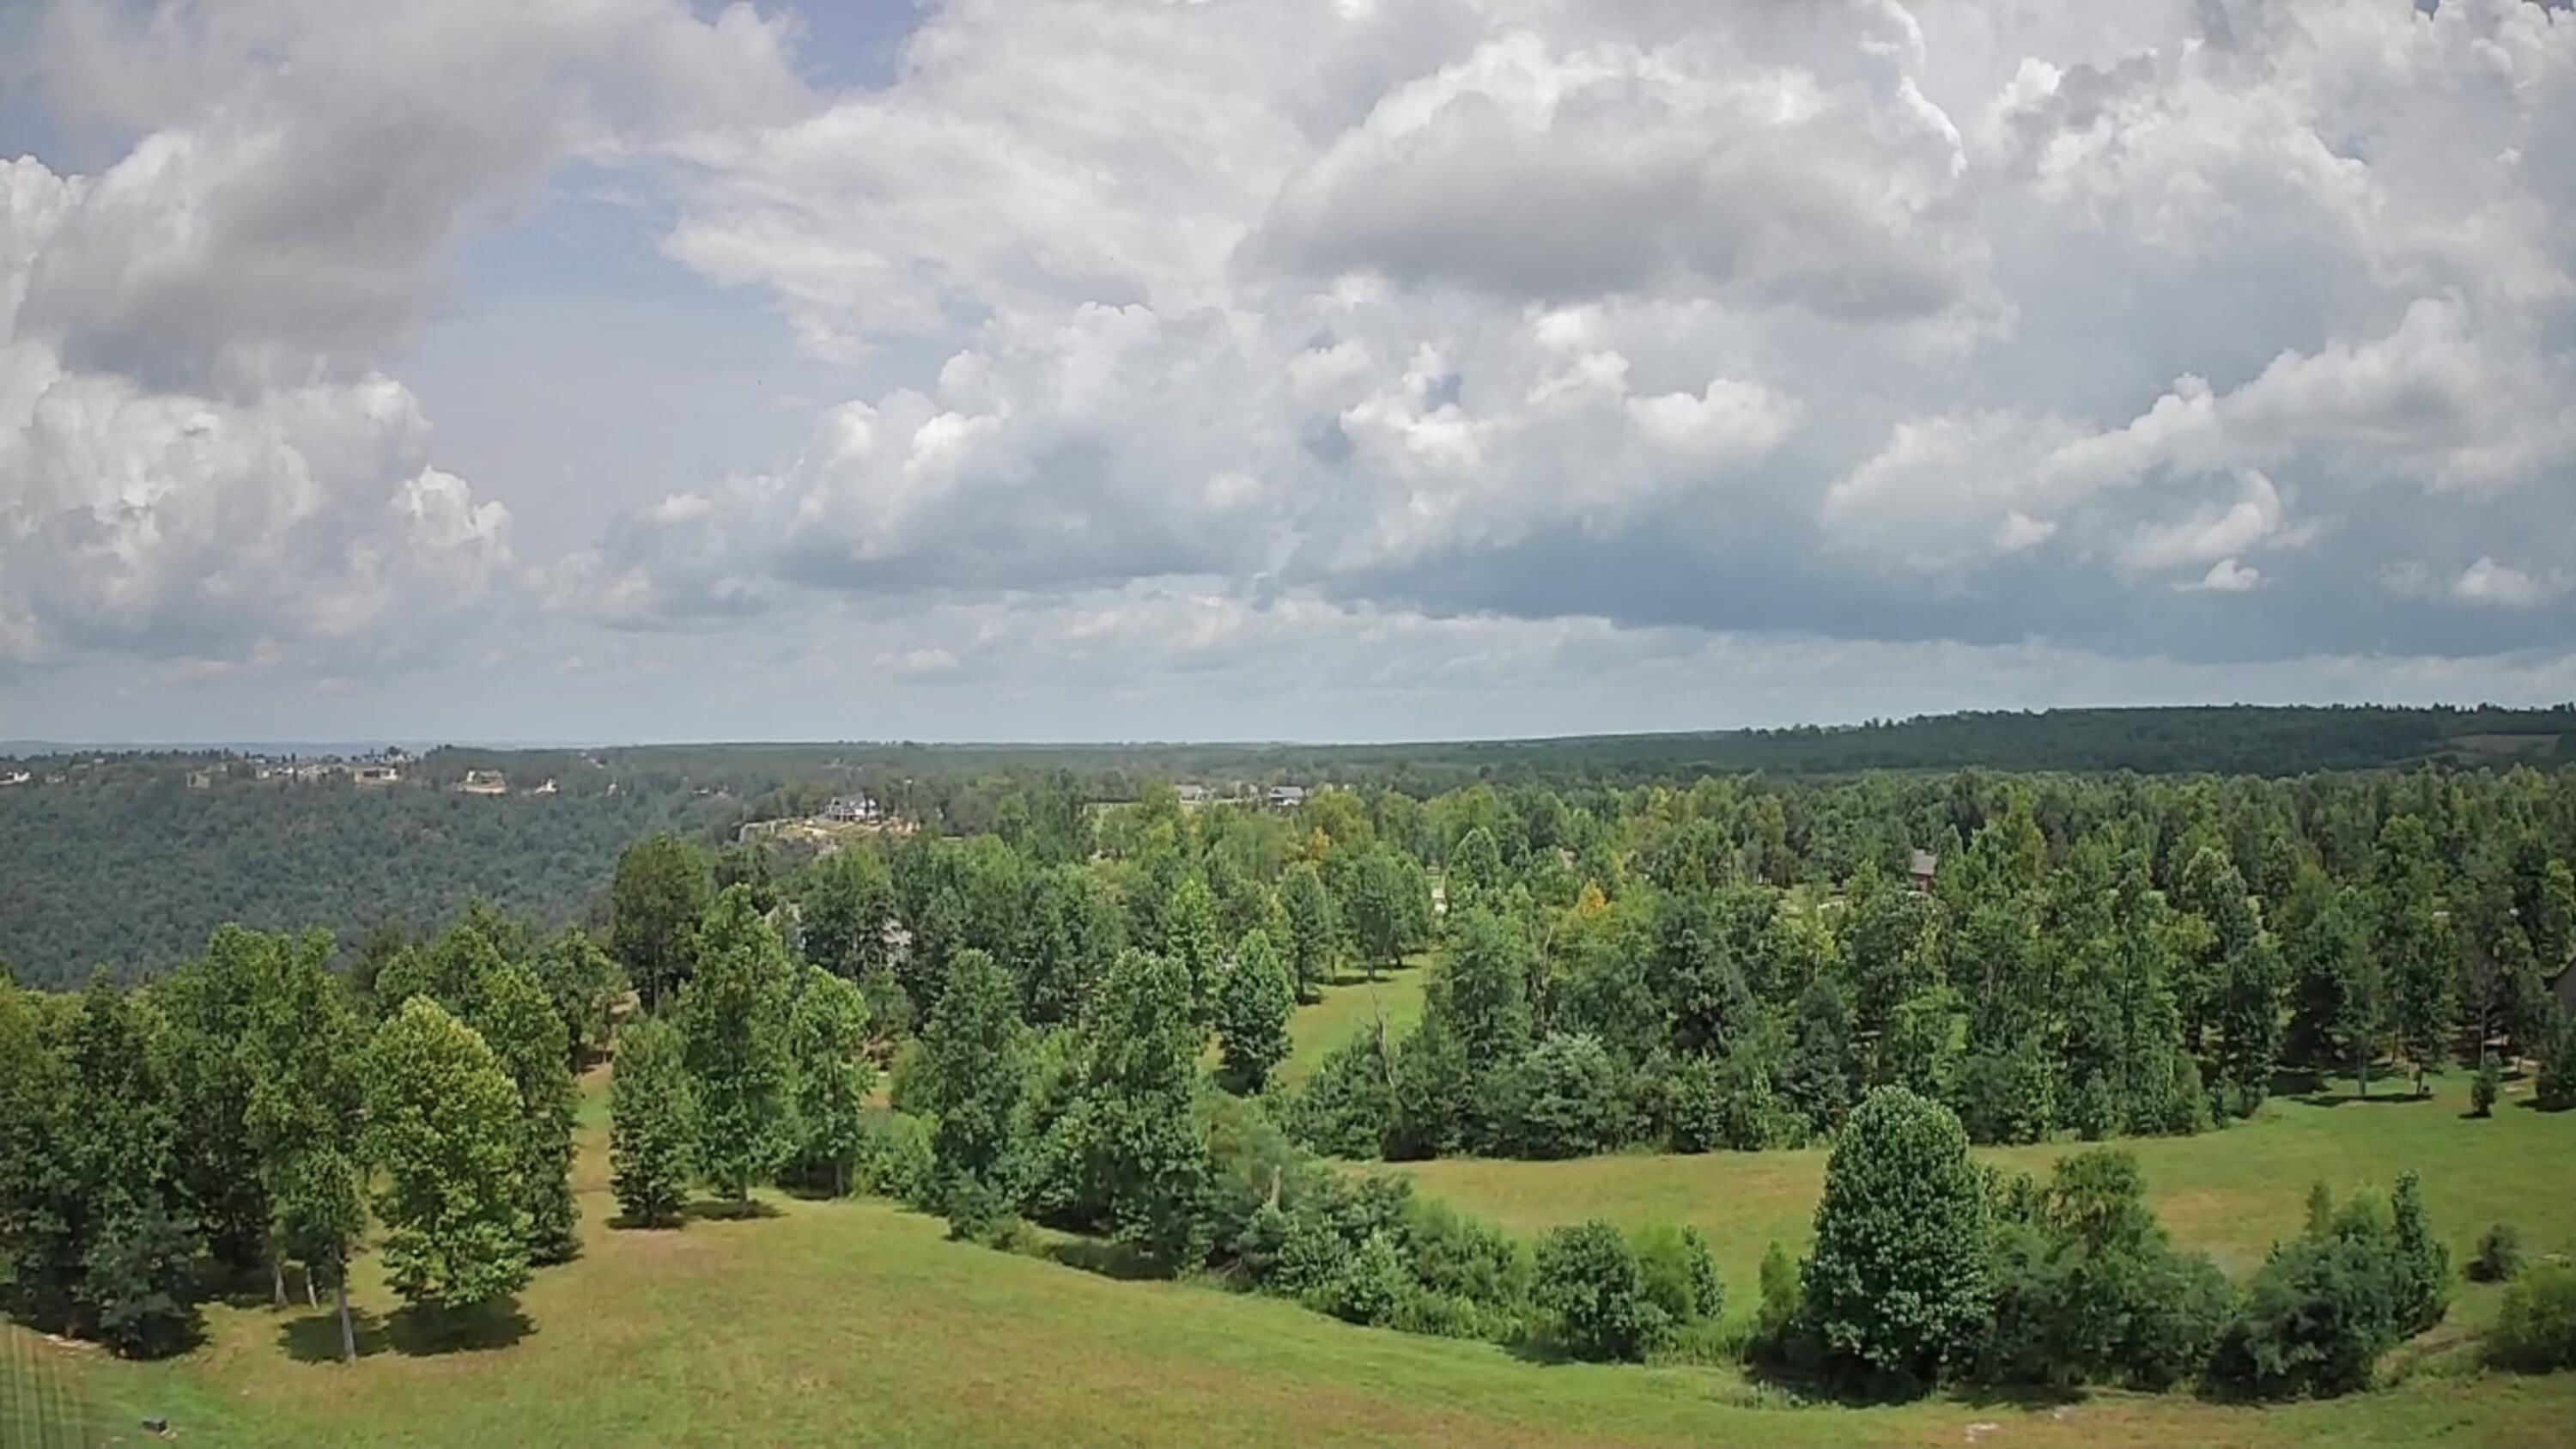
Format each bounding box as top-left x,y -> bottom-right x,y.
1,0 -> 2572,742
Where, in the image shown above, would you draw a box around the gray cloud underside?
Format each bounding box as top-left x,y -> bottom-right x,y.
3,0 -> 2573,732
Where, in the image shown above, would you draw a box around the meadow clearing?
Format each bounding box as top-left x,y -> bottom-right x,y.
9,985 -> 2573,1448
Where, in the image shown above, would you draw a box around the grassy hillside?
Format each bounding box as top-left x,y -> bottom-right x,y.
12,1067 -> 2573,1448
1398,1072 -> 2573,1329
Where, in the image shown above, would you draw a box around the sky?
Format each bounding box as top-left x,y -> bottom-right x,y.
1,0 -> 2573,745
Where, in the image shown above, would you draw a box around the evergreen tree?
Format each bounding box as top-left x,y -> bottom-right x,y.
608,1018 -> 696,1227
363,997 -> 531,1320
677,886 -> 799,1206
1777,975 -> 1856,1136
1217,929 -> 1294,1094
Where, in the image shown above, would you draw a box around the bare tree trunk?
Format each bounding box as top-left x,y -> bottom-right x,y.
270,1231 -> 288,1309
307,1269 -> 319,1309
835,1160 -> 847,1198
335,1275 -> 356,1364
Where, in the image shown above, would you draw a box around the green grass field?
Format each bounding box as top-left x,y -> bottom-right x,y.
14,1044 -> 2573,1446
1394,1074 -> 2575,1324
1273,955 -> 1431,1087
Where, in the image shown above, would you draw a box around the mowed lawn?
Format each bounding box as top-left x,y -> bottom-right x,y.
16,1062 -> 2572,1446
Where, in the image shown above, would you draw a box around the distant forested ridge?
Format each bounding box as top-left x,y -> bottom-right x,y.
1,703 -> 2568,988
0,771 -> 690,988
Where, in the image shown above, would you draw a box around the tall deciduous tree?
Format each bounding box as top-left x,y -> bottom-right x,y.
611,835 -> 710,1012
787,966 -> 873,1196
1447,826 -> 1507,919
69,977 -> 202,1357
678,886 -> 798,1207
609,1017 -> 695,1227
237,928 -> 364,1326
363,997 -> 530,1322
1162,874 -> 1223,1024
1078,948 -> 1212,1265
1279,862 -> 1340,1002
1216,929 -> 1294,1094
1799,1087 -> 1994,1393
2375,816 -> 2456,1096
799,846 -> 897,983
468,959 -> 580,1263
919,947 -> 1030,1236
1345,848 -> 1411,982
533,927 -> 625,1068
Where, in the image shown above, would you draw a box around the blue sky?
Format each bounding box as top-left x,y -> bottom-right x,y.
2,1 -> 2573,743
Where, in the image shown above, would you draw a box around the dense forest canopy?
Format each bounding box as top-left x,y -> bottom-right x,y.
2,702 -> 2571,989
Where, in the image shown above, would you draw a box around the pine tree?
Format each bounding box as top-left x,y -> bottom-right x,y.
609,1018 -> 696,1227
1216,929 -> 1294,1093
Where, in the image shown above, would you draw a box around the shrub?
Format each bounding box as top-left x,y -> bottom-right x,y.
1536,1220 -> 1665,1361
1797,1087 -> 1993,1393
1286,1037 -> 1394,1159
1324,1231 -> 1410,1326
884,1036 -> 931,1114
2470,1223 -> 2525,1283
1631,1223 -> 1724,1329
1402,1197 -> 1530,1321
1753,1240 -> 1802,1356
2208,1233 -> 2402,1397
1662,1051 -> 1725,1154
1507,1032 -> 1625,1160
2488,1263 -> 2576,1373
853,1110 -> 939,1210
2470,1055 -> 2500,1117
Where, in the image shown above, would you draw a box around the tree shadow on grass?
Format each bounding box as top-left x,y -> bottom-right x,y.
276,1305 -> 389,1364
683,1196 -> 782,1223
2514,1096 -> 2571,1113
384,1299 -> 533,1357
2296,1088 -> 2427,1108
1043,1237 -> 1169,1282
